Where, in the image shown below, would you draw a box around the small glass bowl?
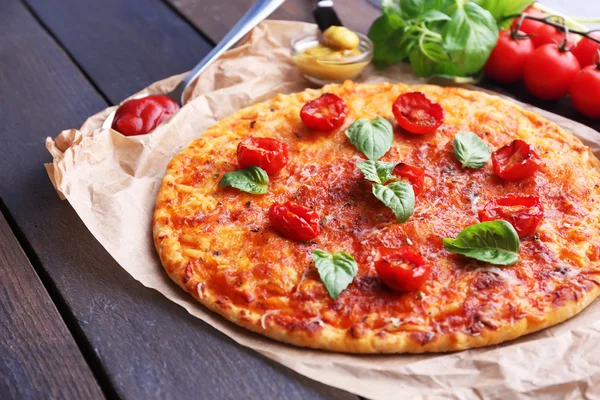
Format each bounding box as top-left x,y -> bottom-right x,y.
290,31 -> 373,85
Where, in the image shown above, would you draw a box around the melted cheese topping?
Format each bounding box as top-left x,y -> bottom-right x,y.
154,81 -> 600,344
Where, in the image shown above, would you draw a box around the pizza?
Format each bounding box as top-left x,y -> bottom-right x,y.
153,81 -> 600,353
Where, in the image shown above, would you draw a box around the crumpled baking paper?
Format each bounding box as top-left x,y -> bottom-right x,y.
46,21 -> 600,399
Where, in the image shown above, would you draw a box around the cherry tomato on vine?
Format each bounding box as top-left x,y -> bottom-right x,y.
530,24 -> 576,49
392,92 -> 444,134
374,247 -> 431,292
478,194 -> 544,237
492,140 -> 542,181
571,32 -> 600,67
112,95 -> 179,136
269,202 -> 320,241
300,93 -> 348,132
524,43 -> 580,100
570,63 -> 600,118
392,163 -> 425,196
237,137 -> 289,176
484,29 -> 534,84
511,6 -> 545,35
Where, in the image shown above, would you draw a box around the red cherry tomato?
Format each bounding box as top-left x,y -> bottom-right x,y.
374,247 -> 431,292
492,140 -> 542,181
237,137 -> 289,176
530,24 -> 575,49
484,29 -> 534,84
478,194 -> 544,237
524,44 -> 580,100
269,202 -> 320,241
572,32 -> 600,67
111,95 -> 179,136
300,93 -> 348,132
570,64 -> 600,118
511,6 -> 545,35
392,163 -> 425,196
392,92 -> 444,134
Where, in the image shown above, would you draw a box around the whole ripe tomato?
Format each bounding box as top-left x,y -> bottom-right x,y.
478,194 -> 544,238
524,43 -> 580,100
570,63 -> 600,118
511,6 -> 545,35
492,140 -> 542,180
300,93 -> 348,132
571,32 -> 600,67
530,24 -> 576,49
268,202 -> 320,242
392,92 -> 444,134
112,95 -> 179,136
484,29 -> 534,84
237,137 -> 289,176
392,163 -> 425,196
374,247 -> 430,292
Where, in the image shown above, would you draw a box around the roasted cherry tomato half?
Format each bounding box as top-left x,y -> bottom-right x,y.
269,202 -> 320,241
300,93 -> 348,132
237,137 -> 289,176
374,247 -> 431,292
478,194 -> 544,238
392,163 -> 425,196
111,95 -> 180,136
492,140 -> 542,181
392,92 -> 444,134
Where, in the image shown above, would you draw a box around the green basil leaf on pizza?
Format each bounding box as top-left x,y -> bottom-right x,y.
312,250 -> 358,299
443,220 -> 520,266
372,181 -> 415,223
219,166 -> 269,194
345,117 -> 394,160
356,160 -> 397,184
453,131 -> 491,169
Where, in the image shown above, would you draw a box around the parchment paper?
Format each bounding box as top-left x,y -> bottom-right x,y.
46,21 -> 600,399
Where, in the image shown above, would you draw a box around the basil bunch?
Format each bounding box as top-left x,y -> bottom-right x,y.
368,0 -> 532,79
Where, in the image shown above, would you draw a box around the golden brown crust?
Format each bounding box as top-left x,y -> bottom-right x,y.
153,81 -> 600,353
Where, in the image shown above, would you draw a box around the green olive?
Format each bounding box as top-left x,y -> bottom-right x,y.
323,26 -> 360,51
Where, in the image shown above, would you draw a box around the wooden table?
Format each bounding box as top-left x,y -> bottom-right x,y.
1,0 -> 598,398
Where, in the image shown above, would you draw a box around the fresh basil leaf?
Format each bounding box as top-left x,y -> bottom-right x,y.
218,166 -> 268,194
435,2 -> 498,76
312,249 -> 358,300
373,181 -> 415,223
420,41 -> 451,63
409,46 -> 436,77
356,160 -> 397,184
345,117 -> 394,160
417,9 -> 451,23
443,220 -> 520,266
474,0 -> 533,28
453,131 -> 491,169
369,13 -> 410,66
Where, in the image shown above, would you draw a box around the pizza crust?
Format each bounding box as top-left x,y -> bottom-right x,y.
154,81 -> 600,353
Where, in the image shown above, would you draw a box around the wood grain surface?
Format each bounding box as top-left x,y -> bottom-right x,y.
0,210 -> 104,399
1,0 -> 356,398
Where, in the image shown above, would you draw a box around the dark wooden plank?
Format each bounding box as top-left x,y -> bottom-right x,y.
0,210 -> 104,400
23,0 -> 213,104
167,0 -> 380,43
0,0 -> 356,399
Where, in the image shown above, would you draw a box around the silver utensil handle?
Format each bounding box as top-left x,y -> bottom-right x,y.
170,0 -> 286,104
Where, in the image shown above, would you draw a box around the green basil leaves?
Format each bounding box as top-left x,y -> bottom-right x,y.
345,117 -> 394,160
219,166 -> 269,194
453,131 -> 491,169
312,250 -> 358,299
356,160 -> 396,184
443,220 -> 520,266
369,0 -> 526,79
373,181 -> 415,223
